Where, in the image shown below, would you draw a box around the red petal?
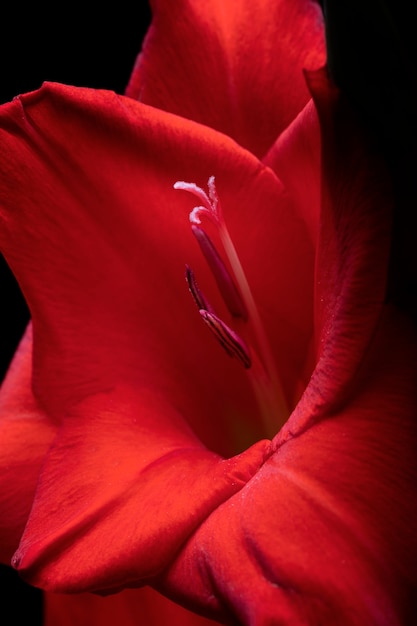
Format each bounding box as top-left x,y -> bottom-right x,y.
126,0 -> 325,158
0,325 -> 55,563
12,384 -> 269,592
0,83 -> 310,591
264,98 -> 321,248
262,98 -> 322,400
284,67 -> 394,436
45,587 -> 218,626
156,72 -> 417,624
0,83 -> 315,449
162,308 -> 417,625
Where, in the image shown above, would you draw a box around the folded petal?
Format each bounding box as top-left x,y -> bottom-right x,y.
263,98 -> 321,248
126,0 -> 325,158
290,67 -> 394,433
156,70 -> 417,625
0,83 -> 317,592
162,307 -> 417,625
0,324 -> 55,563
11,381 -> 271,593
0,83 -> 315,448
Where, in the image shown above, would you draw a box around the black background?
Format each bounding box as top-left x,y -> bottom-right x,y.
0,4 -> 151,624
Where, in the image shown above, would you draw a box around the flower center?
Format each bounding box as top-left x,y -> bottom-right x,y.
174,176 -> 289,437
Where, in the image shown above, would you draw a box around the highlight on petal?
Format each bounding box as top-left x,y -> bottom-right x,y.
11,385 -> 270,593
126,0 -> 326,157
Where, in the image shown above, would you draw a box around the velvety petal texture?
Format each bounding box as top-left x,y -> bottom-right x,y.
0,84 -> 314,438
0,0 -> 416,622
163,306 -> 417,625
0,82 -> 314,594
2,86 -> 314,442
155,70 -> 417,624
126,0 -> 325,158
263,98 -> 321,248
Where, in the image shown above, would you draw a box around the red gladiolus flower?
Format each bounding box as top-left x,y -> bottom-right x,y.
1,1 -> 417,625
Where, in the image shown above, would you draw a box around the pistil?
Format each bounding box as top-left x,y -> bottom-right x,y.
175,176 -> 289,436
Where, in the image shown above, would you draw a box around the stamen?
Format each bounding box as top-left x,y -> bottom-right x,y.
191,225 -> 248,320
185,265 -> 214,313
199,310 -> 251,369
175,175 -> 290,437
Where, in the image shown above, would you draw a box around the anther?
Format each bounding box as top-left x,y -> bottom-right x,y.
185,265 -> 215,313
191,225 -> 248,320
174,179 -> 221,227
175,174 -> 290,435
199,310 -> 252,369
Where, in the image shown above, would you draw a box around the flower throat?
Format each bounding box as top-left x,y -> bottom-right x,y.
174,176 -> 289,437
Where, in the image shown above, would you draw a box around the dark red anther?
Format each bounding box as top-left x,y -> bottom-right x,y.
191,225 -> 248,321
